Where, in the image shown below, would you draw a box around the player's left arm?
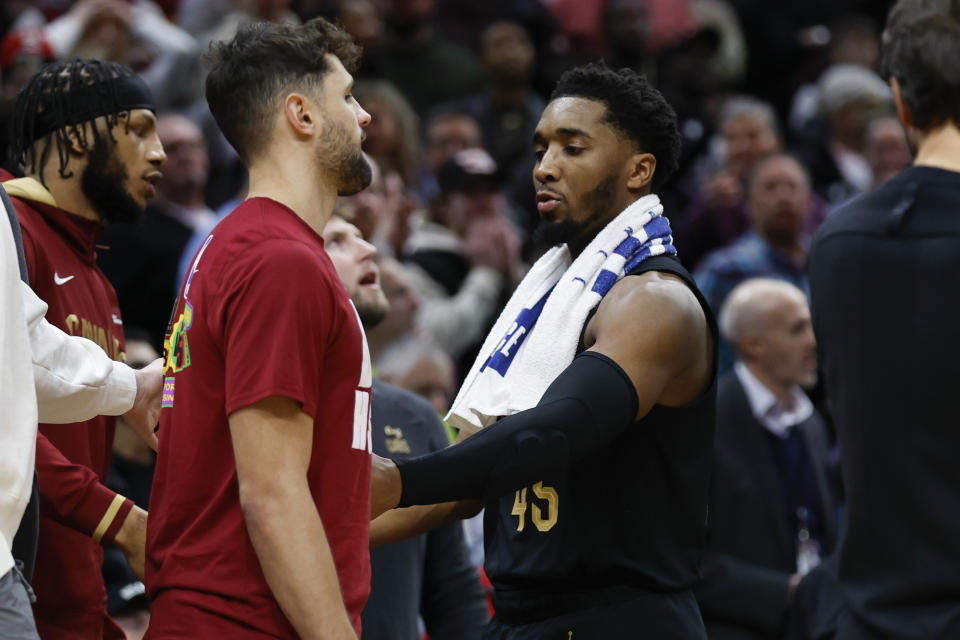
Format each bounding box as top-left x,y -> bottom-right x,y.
371,273 -> 711,514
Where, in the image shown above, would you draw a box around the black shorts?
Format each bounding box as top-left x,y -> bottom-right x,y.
482,589 -> 706,640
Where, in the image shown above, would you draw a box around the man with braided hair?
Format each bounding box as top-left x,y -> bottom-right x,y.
2,58 -> 166,639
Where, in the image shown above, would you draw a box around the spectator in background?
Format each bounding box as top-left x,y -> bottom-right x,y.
336,0 -> 386,76
861,114 -> 911,188
354,79 -> 422,188
321,213 -> 488,640
403,148 -> 522,373
419,110 -> 483,204
372,0 -> 483,115
336,155 -> 419,259
99,113 -> 216,350
4,58 -> 163,640
44,0 -> 202,110
439,20 -> 545,236
695,153 -> 812,372
364,257 -> 422,361
696,278 -> 839,640
0,28 -> 56,171
377,336 -> 457,418
794,63 -> 893,204
677,95 -> 785,270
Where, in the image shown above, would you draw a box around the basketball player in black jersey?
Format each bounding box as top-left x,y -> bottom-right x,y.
371,63 -> 717,639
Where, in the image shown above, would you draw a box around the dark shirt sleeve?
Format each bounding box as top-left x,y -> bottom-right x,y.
36,432 -> 134,544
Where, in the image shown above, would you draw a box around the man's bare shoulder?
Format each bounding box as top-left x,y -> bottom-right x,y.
589,271 -> 706,348
587,271 -> 713,408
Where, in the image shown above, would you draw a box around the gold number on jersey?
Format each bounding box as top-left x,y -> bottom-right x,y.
511,487 -> 528,531
511,482 -> 558,532
531,482 -> 559,531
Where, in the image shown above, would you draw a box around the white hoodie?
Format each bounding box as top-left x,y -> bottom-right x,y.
0,212 -> 136,578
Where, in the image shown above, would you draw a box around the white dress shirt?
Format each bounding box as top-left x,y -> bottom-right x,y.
734,361 -> 814,439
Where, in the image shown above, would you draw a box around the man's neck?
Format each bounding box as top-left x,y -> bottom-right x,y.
743,361 -> 796,409
246,153 -> 337,236
913,122 -> 960,173
28,170 -> 100,222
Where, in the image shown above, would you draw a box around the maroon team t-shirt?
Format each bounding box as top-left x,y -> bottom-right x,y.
145,198 -> 373,638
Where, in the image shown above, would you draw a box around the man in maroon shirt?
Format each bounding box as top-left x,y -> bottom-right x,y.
145,18 -> 373,640
3,59 -> 166,639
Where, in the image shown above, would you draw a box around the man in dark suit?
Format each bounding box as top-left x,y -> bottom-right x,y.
696,278 -> 840,640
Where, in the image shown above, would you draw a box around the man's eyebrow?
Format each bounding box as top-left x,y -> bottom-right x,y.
556,127 -> 592,139
533,128 -> 592,145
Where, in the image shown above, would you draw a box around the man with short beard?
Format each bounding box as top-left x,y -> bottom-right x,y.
144,19 -> 373,640
370,63 -> 717,638
2,58 -> 166,639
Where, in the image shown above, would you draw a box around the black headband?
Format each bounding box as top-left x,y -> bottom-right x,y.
30,73 -> 155,144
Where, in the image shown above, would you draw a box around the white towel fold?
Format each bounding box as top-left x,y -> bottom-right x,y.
446,193 -> 674,434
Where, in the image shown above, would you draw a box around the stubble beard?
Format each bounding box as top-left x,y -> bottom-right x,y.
354,290 -> 390,330
317,118 -> 372,196
533,174 -> 618,257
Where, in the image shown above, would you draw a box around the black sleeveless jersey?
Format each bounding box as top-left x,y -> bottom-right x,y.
482,255 -> 718,626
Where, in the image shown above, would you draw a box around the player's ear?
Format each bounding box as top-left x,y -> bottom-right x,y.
626,152 -> 656,191
890,77 -> 914,129
62,123 -> 89,157
284,92 -> 316,138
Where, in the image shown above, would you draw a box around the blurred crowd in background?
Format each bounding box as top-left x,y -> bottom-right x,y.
0,0 -> 909,637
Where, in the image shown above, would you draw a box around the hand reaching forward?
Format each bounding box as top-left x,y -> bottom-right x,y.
123,358 -> 163,451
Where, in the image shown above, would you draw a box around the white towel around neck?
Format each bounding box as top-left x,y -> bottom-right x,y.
445,193 -> 673,434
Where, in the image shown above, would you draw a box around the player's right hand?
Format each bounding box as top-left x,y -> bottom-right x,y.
370,454 -> 402,519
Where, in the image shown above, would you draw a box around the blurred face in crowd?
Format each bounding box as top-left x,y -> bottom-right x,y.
863,116 -> 911,186
749,290 -> 818,390
425,114 -> 481,172
482,21 -> 535,85
603,0 -> 649,61
80,108 -> 166,223
156,114 -> 208,198
339,0 -> 384,50
360,94 -> 400,159
533,97 -> 645,249
722,113 -> 781,179
385,351 -> 455,415
315,54 -> 372,196
375,258 -> 420,339
747,155 -> 810,248
322,216 -> 389,327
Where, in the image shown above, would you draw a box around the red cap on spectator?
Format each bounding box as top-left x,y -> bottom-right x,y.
1,28 -> 56,73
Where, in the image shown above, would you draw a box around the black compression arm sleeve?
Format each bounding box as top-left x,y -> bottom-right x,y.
396,351 -> 639,507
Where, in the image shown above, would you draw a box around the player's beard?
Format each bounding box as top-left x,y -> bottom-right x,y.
81,137 -> 143,224
317,118 -> 372,196
533,174 -> 617,258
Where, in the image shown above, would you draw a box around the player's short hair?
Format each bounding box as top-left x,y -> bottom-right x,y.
10,58 -> 152,185
881,0 -> 960,130
550,62 -> 681,190
204,17 -> 360,164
